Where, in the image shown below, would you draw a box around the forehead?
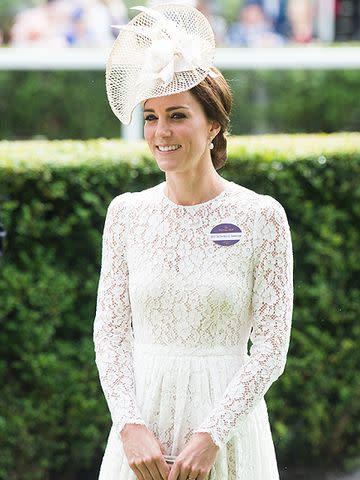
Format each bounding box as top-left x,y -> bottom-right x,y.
143,90 -> 199,111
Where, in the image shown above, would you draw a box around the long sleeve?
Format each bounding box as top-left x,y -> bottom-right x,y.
193,196 -> 294,449
93,194 -> 147,437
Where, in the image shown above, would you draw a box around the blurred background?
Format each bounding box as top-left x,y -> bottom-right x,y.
1,2 -> 360,480
0,0 -> 360,141
0,0 -> 360,48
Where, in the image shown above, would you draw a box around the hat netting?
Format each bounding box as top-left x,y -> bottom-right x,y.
106,3 -> 216,125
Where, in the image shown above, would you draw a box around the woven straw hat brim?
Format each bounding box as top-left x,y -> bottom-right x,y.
106,3 -> 216,125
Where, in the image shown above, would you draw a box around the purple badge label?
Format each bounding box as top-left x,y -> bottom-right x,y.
208,223 -> 242,246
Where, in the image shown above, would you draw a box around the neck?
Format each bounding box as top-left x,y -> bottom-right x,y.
164,173 -> 228,206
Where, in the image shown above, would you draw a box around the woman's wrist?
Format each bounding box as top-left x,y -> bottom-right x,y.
193,431 -> 220,450
120,423 -> 147,440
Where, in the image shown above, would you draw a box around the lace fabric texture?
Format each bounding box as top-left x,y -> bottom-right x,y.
93,180 -> 294,479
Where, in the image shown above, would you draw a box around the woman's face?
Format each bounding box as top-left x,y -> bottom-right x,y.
143,90 -> 219,174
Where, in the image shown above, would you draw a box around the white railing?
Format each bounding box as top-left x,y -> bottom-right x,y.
1,46 -> 360,139
2,46 -> 360,70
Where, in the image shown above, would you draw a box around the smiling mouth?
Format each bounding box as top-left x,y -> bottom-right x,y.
156,145 -> 182,152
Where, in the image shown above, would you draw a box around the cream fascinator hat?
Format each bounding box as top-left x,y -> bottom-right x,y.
106,3 -> 218,125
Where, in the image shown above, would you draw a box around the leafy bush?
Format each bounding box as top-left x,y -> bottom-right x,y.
0,134 -> 359,478
1,69 -> 360,140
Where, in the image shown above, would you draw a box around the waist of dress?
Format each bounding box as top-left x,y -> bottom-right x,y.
133,342 -> 248,358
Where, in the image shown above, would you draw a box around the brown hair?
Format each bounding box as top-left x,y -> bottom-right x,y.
190,66 -> 232,170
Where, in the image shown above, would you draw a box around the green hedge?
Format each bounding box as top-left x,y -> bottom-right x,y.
0,133 -> 359,479
1,69 -> 360,140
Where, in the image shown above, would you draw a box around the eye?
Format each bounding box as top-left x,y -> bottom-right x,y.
144,114 -> 157,122
144,112 -> 186,123
171,112 -> 185,119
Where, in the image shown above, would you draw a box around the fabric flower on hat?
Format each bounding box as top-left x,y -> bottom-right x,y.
106,3 -> 218,124
138,33 -> 205,87
140,38 -> 177,86
113,5 -> 215,88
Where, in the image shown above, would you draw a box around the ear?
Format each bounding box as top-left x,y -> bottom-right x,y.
208,120 -> 221,139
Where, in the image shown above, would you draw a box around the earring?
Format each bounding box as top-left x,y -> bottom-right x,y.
209,141 -> 214,150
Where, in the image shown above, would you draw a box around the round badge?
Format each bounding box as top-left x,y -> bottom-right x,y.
208,223 -> 242,246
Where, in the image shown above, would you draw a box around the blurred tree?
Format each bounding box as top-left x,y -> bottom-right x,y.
215,0 -> 245,23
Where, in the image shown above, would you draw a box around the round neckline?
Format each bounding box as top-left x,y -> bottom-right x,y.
160,180 -> 235,209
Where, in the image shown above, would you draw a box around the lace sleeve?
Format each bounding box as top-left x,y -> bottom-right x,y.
93,194 -> 147,437
193,197 -> 294,449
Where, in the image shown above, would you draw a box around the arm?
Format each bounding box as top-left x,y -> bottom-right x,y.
93,194 -> 147,437
193,197 -> 294,449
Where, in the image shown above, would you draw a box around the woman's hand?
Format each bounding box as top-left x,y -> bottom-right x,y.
120,424 -> 171,480
168,432 -> 219,480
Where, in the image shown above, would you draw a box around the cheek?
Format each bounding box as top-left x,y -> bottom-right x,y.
183,123 -> 208,147
178,126 -> 196,146
191,132 -> 207,151
144,126 -> 153,144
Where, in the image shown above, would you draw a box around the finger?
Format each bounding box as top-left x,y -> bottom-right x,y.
144,460 -> 163,480
178,464 -> 192,480
187,473 -> 199,480
156,457 -> 171,480
132,464 -> 146,480
168,462 -> 180,480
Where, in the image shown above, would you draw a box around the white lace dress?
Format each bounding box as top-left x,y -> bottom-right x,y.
93,179 -> 294,480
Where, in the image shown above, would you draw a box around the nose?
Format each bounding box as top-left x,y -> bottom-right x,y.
156,118 -> 172,138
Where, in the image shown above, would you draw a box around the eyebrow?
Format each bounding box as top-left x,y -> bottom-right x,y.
143,106 -> 190,113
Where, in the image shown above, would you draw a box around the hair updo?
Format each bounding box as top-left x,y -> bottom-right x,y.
189,66 -> 232,170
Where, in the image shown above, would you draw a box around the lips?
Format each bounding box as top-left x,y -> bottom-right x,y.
156,144 -> 182,152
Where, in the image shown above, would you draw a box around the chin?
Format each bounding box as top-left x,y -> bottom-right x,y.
157,165 -> 179,173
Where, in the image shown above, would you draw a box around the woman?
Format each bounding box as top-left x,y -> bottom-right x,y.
93,4 -> 294,480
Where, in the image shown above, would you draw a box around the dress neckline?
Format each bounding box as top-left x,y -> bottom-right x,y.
159,179 -> 235,209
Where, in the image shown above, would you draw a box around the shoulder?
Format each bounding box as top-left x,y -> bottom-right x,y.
227,183 -> 290,239
257,194 -> 288,219
248,193 -> 291,239
107,183 -> 161,215
228,181 -> 287,216
103,192 -> 134,229
107,191 -> 132,214
128,183 -> 161,204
